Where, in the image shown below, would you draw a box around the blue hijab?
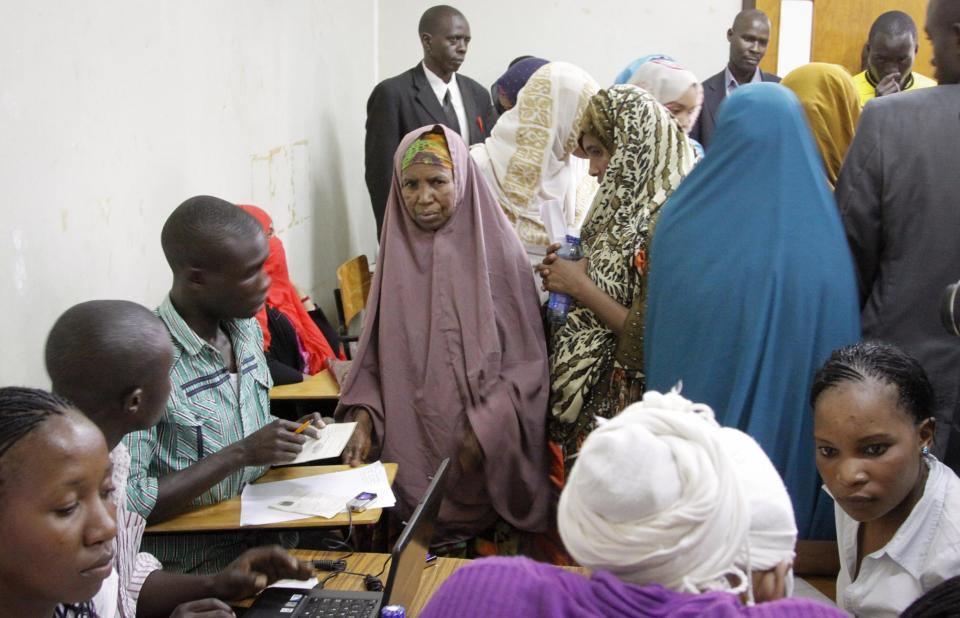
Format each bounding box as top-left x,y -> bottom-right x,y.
643,84 -> 860,540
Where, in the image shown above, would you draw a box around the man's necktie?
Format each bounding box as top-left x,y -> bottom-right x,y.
442,89 -> 462,135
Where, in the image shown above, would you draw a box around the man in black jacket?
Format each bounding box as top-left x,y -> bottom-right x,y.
364,5 -> 496,237
690,9 -> 780,150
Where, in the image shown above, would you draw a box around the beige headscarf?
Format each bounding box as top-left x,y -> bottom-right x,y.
627,58 -> 700,107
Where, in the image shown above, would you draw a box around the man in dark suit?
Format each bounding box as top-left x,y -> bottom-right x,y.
836,0 -> 960,472
364,5 -> 497,237
690,9 -> 780,150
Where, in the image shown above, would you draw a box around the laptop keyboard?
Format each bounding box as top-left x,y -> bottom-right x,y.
298,595 -> 379,618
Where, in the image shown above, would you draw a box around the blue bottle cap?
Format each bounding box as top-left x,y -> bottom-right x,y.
381,605 -> 406,618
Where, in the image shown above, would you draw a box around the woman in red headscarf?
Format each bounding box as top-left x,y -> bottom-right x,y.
239,204 -> 343,385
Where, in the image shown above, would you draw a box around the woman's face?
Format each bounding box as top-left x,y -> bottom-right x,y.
400,163 -> 457,231
0,411 -> 117,610
579,133 -> 612,181
664,84 -> 704,134
814,378 -> 933,524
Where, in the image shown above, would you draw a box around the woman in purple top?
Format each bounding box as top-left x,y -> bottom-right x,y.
421,557 -> 845,618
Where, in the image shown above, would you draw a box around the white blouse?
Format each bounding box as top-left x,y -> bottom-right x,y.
835,457 -> 960,617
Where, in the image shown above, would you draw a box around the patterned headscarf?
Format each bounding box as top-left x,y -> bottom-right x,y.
550,86 -> 695,432
401,128 -> 454,172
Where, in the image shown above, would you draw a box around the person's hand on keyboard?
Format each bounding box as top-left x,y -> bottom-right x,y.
211,545 -> 314,600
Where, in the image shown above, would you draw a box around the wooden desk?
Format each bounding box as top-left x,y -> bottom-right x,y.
145,464 -> 397,534
270,369 -> 340,400
238,550 -> 588,617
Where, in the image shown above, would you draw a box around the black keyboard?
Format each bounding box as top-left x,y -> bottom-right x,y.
299,595 -> 379,618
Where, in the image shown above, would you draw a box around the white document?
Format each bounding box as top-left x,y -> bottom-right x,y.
282,422 -> 357,465
269,489 -> 350,519
240,461 -> 396,526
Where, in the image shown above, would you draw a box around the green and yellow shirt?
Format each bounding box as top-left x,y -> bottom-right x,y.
124,296 -> 279,573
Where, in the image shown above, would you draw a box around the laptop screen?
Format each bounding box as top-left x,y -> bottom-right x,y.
382,458 -> 449,609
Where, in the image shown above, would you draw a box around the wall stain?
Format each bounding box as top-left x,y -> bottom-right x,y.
60,209 -> 69,232
250,140 -> 311,231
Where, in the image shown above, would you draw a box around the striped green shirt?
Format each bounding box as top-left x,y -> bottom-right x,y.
124,296 -> 282,573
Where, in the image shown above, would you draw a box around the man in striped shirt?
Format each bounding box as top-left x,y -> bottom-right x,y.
46,299 -> 314,616
122,196 -> 320,574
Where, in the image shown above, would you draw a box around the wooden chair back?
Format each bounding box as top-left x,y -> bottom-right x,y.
336,255 -> 372,331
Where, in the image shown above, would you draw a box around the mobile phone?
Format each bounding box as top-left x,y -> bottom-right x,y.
347,492 -> 377,513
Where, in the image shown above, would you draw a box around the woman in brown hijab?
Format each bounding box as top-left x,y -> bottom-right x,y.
337,125 -> 550,554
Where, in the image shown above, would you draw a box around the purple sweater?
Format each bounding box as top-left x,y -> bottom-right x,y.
420,557 -> 844,618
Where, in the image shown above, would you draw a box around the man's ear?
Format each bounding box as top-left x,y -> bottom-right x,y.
123,387 -> 144,417
185,266 -> 205,287
420,32 -> 432,52
727,28 -> 734,43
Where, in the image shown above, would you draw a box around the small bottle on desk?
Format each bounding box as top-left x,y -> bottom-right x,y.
381,605 -> 405,617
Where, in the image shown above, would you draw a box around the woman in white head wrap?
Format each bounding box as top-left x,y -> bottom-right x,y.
557,389 -> 797,600
470,61 -> 599,263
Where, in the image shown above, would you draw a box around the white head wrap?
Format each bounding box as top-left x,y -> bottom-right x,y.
627,58 -> 699,105
558,389 -> 751,593
718,428 -> 798,574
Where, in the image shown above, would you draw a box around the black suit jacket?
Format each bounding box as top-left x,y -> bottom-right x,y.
364,64 -> 497,236
689,68 -> 780,150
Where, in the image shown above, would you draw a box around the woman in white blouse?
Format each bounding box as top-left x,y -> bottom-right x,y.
811,341 -> 960,617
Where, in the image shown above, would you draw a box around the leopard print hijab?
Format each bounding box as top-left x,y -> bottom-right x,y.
550,85 -> 694,432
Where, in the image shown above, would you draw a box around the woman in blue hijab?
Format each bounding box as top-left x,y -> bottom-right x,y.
643,83 -> 860,540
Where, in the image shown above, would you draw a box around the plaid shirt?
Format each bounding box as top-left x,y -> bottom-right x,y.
124,296 -> 278,573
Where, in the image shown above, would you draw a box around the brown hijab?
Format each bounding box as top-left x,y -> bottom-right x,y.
337,125 -> 550,542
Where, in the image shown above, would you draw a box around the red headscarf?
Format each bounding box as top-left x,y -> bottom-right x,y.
239,204 -> 342,373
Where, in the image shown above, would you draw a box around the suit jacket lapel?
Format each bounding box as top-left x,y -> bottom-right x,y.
412,64 -> 447,125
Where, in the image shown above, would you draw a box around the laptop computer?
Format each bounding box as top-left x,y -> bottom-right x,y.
245,458 -> 450,618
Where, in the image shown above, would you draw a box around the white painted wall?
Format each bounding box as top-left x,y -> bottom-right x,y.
377,0 -> 742,91
1,1 -> 377,387
3,0 -> 742,387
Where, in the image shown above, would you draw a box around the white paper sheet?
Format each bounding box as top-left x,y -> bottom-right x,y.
283,422 -> 357,465
269,489 -> 351,519
240,461 -> 396,526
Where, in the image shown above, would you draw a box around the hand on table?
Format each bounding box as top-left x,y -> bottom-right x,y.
536,242 -> 589,298
752,560 -> 792,603
169,599 -> 235,618
212,545 -> 313,601
342,408 -> 373,467
875,72 -> 902,97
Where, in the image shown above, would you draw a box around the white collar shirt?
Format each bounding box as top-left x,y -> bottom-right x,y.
833,457 -> 960,617
724,66 -> 763,96
422,61 -> 469,142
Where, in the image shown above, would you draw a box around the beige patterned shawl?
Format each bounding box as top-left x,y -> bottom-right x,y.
470,62 -> 599,256
549,86 -> 695,433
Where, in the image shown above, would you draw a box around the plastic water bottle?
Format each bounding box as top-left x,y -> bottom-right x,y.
381,605 -> 406,618
546,232 -> 583,326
